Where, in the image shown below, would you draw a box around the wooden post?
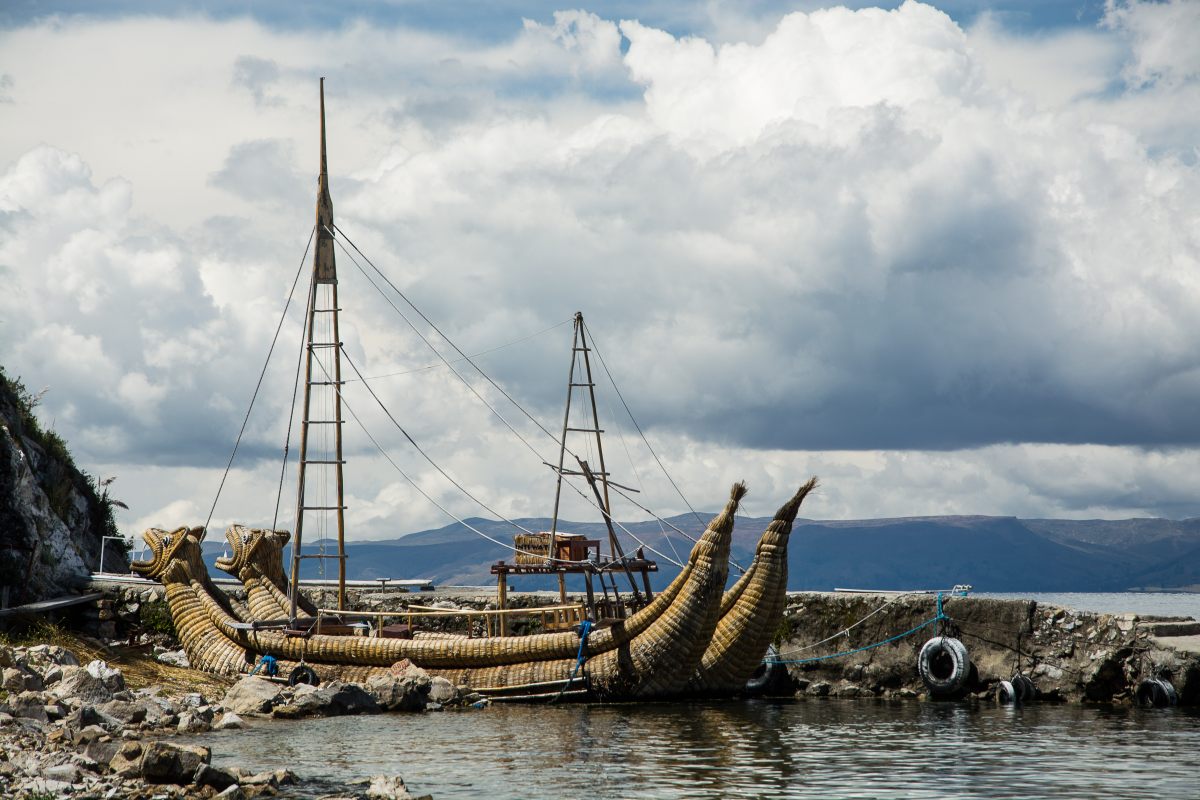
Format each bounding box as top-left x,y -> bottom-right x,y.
497,570 -> 508,638
558,572 -> 567,604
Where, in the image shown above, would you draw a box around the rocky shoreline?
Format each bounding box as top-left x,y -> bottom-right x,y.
0,638 -> 468,799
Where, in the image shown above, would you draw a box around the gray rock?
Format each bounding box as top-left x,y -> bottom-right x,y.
42,664 -> 63,686
140,741 -> 211,785
10,691 -> 50,722
273,682 -> 380,719
23,644 -> 80,668
43,764 -> 81,783
216,785 -> 246,800
83,738 -> 123,766
0,666 -> 23,692
368,774 -> 418,799
213,712 -> 245,730
427,676 -> 457,704
156,649 -> 190,668
194,763 -> 239,791
84,660 -> 125,693
108,740 -> 144,777
222,677 -> 283,716
365,674 -> 430,712
97,699 -> 147,725
52,665 -> 116,705
806,682 -> 832,697
67,705 -> 123,731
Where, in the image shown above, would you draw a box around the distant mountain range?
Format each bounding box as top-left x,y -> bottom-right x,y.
198,514 -> 1200,594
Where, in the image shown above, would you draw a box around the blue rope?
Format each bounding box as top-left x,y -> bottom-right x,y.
769,613 -> 947,665
549,620 -> 593,704
247,654 -> 278,677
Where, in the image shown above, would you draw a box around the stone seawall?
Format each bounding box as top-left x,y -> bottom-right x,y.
82,582 -> 1200,705
777,592 -> 1200,705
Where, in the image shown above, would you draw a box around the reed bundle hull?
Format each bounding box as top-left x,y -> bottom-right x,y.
133,483 -> 765,700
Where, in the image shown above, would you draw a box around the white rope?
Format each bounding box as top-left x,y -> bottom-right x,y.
330,230 -> 686,569
773,592 -> 920,660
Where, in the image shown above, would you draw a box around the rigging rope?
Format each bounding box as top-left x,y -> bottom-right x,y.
329,229 -> 686,569
206,226 -> 314,534
345,318 -> 573,382
309,357 -> 596,565
272,270 -> 315,531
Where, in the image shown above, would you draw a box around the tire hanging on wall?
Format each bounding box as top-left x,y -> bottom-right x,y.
917,636 -> 971,696
1012,673 -> 1036,703
745,644 -> 786,694
1135,677 -> 1177,708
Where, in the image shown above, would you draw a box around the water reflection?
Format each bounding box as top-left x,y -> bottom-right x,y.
202,699 -> 1200,799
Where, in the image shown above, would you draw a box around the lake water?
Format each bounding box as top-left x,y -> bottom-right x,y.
206,700 -> 1200,799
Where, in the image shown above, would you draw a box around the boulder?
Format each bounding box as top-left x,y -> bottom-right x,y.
85,660 -> 126,692
83,738 -> 123,765
9,691 -> 51,722
222,677 -> 284,716
52,665 -> 116,705
367,774 -> 431,800
216,786 -> 246,800
213,712 -> 245,731
1,667 -> 27,693
98,699 -> 148,725
272,682 -> 379,719
427,676 -> 457,704
42,664 -> 63,686
195,763 -> 239,791
66,704 -> 124,731
140,741 -> 211,785
42,764 -> 81,783
22,644 -> 80,669
109,740 -> 144,777
158,650 -> 191,668
365,674 -> 431,712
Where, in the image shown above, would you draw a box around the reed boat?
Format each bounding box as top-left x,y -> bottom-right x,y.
134,80 -> 818,701
134,483 -> 747,698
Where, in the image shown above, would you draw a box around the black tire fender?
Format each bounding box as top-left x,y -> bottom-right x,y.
917,636 -> 971,696
288,664 -> 320,687
745,644 -> 785,694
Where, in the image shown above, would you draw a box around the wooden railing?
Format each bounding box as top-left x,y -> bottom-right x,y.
315,602 -> 586,638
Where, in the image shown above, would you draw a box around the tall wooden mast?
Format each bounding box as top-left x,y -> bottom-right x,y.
289,78 -> 349,620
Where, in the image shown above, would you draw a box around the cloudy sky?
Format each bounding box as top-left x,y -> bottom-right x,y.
1,0 -> 1199,545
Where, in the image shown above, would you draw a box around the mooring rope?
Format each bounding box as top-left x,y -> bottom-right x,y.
769,613 -> 948,665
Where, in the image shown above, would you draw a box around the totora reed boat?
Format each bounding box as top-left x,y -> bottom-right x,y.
133,80 -> 818,702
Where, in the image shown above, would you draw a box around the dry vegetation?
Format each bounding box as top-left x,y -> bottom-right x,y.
1,621 -> 232,698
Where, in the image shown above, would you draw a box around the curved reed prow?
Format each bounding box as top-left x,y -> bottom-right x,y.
687,476 -> 818,695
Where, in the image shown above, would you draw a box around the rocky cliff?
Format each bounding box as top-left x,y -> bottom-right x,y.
0,367 -> 127,606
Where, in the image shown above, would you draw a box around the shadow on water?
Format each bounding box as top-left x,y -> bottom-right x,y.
200,699 -> 1200,799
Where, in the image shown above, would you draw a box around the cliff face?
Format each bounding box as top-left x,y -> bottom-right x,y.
0,367 -> 127,605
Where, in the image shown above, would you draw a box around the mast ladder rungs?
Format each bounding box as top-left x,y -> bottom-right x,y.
569,382 -> 594,387
309,381 -> 346,386
300,505 -> 348,510
572,346 -> 592,352
303,420 -> 345,425
312,308 -> 343,313
302,459 -> 345,465
307,342 -> 343,349
566,427 -> 604,433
